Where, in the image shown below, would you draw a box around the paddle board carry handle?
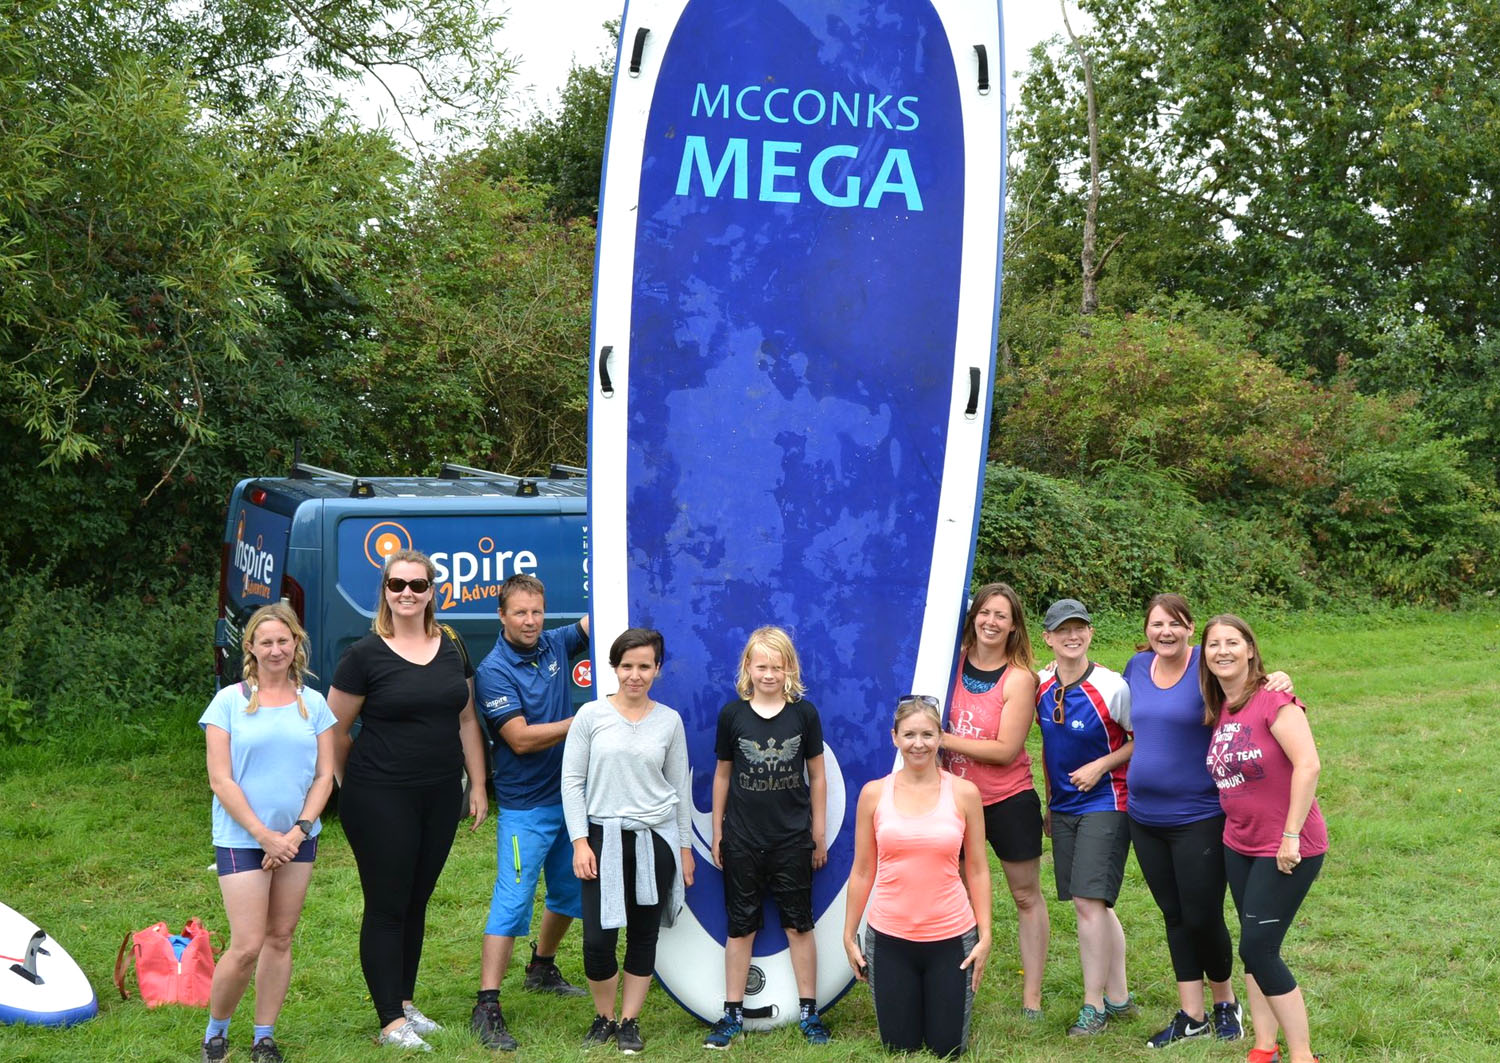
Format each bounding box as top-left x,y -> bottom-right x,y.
598,345 -> 615,397
973,45 -> 990,94
629,28 -> 650,76
964,366 -> 982,419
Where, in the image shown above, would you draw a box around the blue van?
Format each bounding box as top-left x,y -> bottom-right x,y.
215,462 -> 592,702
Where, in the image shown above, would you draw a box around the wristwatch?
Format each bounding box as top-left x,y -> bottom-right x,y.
294,819 -> 314,836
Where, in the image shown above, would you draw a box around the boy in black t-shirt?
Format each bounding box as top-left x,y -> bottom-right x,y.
705,627 -> 829,1048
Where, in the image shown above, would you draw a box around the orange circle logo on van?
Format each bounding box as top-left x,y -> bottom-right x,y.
364,522 -> 412,567
478,536 -> 495,554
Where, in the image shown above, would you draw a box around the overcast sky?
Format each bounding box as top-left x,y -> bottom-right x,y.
497,1 -> 1071,116
351,3 -> 1078,144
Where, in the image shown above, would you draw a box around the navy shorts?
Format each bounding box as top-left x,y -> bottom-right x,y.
721,840 -> 814,937
215,836 -> 318,876
982,789 -> 1044,863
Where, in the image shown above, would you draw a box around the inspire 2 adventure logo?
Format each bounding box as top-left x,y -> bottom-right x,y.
232,509 -> 277,602
362,521 -> 545,611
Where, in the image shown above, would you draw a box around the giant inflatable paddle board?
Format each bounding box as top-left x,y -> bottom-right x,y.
0,901 -> 98,1027
589,0 -> 1004,1027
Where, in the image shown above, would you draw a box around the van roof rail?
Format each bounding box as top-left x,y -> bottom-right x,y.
289,462 -> 375,498
549,463 -> 587,478
438,462 -> 539,497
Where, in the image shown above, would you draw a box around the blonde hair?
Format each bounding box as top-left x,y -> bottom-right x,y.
892,695 -> 942,730
241,601 -> 311,719
735,626 -> 806,701
373,548 -> 440,638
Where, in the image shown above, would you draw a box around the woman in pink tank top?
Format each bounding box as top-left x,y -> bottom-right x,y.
843,696 -> 992,1058
938,582 -> 1046,1016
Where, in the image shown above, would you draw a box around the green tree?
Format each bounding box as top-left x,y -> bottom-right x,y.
480,28 -> 616,218
351,161 -> 596,473
0,0 -> 509,587
1006,0 -> 1500,375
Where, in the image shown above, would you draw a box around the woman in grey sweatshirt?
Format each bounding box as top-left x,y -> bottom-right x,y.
562,627 -> 695,1054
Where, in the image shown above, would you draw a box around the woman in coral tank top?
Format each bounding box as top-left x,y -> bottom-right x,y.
843,696 -> 991,1058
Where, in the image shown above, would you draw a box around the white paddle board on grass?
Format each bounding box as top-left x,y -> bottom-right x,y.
0,901 -> 98,1027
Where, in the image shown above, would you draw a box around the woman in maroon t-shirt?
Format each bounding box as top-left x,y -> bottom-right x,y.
1200,615 -> 1327,1063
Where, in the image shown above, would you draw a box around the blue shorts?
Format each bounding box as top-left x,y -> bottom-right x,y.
486,804 -> 582,936
215,837 -> 318,876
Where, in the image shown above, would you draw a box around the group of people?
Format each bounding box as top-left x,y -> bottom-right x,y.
927,585 -> 1327,1063
197,557 -> 1327,1063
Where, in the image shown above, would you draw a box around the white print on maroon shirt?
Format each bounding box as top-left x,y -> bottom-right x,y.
946,705 -> 980,776
1207,721 -> 1268,791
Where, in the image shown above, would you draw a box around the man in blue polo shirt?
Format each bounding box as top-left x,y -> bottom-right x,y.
470,573 -> 590,1052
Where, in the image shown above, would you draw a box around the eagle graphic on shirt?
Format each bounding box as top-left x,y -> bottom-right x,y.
738,735 -> 803,767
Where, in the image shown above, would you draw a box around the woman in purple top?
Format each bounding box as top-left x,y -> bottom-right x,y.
1201,615 -> 1326,1063
1124,595 -> 1290,1050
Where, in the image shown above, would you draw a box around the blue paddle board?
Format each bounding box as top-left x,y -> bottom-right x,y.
0,901 -> 98,1027
589,0 -> 1004,1027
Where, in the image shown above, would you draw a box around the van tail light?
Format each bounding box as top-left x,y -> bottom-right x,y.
282,574 -> 306,624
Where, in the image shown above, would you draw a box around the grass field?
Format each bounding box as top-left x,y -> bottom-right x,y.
2,606 -> 1497,1062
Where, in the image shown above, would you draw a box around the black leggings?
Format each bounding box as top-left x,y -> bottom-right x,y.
1130,814 -> 1234,985
863,926 -> 977,1059
340,778 -> 460,1025
1224,848 -> 1323,997
579,824 -> 675,982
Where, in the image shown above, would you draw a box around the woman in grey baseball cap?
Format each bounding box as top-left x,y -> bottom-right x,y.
1034,598 -> 1137,1037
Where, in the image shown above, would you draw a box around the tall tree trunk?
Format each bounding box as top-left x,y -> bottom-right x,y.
1061,1 -> 1122,317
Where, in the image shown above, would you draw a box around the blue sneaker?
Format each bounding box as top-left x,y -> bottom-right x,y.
1145,1010 -> 1210,1048
1213,1000 -> 1245,1041
703,1013 -> 742,1049
798,1012 -> 831,1045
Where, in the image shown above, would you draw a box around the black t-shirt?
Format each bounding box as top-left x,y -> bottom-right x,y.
714,698 -> 825,849
332,632 -> 474,788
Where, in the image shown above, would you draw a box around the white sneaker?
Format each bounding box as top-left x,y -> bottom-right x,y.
402,1005 -> 443,1035
379,1021 -> 433,1052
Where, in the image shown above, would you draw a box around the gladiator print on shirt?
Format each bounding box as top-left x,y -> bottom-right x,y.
737,735 -> 804,792
715,699 -> 825,849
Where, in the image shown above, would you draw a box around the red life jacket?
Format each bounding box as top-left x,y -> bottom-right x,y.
113,918 -> 217,1007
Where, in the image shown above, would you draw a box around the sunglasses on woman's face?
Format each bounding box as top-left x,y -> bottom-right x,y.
1051,682 -> 1067,725
385,577 -> 432,594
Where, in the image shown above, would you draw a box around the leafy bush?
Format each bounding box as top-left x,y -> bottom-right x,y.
991,306 -> 1500,603
1308,414 -> 1500,602
0,566 -> 212,742
972,461 -> 1318,619
995,305 -> 1341,495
